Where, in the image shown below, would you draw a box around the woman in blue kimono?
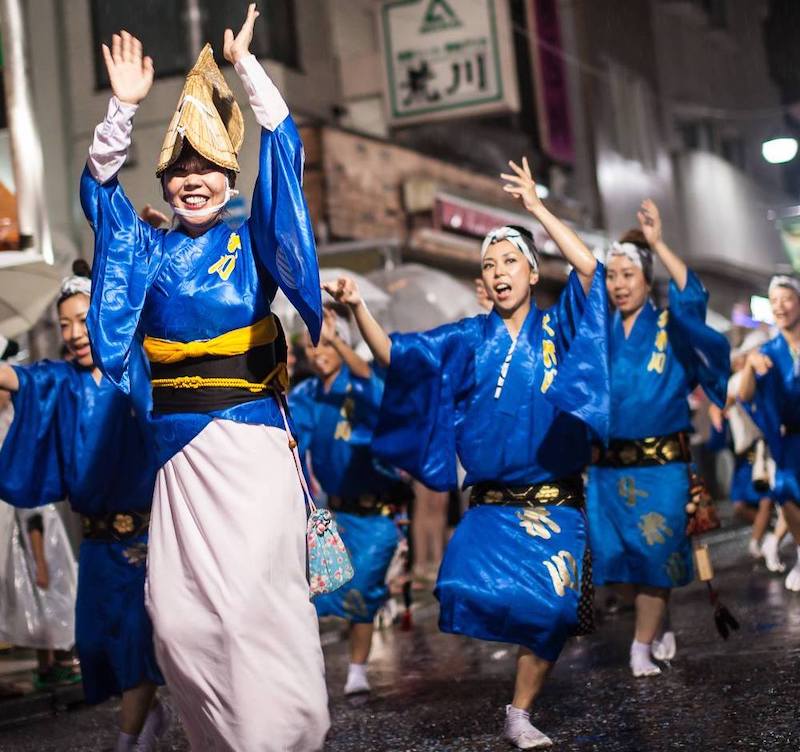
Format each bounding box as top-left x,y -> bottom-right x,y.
0,263 -> 166,752
588,200 -> 729,678
81,8 -> 328,749
738,275 -> 800,591
289,304 -> 400,696
326,157 -> 608,750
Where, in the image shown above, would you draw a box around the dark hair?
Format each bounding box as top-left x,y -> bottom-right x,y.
57,259 -> 92,308
163,142 -> 237,189
1,339 -> 19,361
617,228 -> 654,285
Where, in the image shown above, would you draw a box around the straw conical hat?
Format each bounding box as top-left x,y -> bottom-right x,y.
156,44 -> 245,176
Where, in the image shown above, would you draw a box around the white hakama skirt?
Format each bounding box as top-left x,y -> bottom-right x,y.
146,419 -> 329,751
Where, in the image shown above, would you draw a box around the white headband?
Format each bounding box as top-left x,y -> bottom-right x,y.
60,275 -> 91,299
608,242 -> 643,269
481,226 -> 538,272
769,275 -> 800,298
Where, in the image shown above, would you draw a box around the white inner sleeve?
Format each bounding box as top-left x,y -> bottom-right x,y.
86,96 -> 139,184
234,54 -> 289,132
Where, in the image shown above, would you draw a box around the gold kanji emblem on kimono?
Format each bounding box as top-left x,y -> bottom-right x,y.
543,550 -> 579,597
517,507 -> 562,539
639,512 -> 673,545
208,232 -> 241,281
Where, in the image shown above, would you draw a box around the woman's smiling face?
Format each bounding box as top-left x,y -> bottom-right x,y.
480,240 -> 538,313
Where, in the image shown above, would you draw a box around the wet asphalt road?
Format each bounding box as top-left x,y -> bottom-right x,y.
1,529 -> 799,751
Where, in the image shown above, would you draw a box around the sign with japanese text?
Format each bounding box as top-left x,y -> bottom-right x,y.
380,0 -> 519,125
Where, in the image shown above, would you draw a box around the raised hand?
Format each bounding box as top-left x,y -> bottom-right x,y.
139,204 -> 170,229
322,277 -> 363,308
101,30 -> 154,105
501,157 -> 544,215
224,3 -> 260,64
637,199 -> 663,247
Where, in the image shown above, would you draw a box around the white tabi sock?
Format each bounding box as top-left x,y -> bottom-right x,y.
630,639 -> 661,677
785,546 -> 800,592
115,732 -> 137,752
344,662 -> 371,695
651,630 -> 677,661
761,533 -> 786,573
133,702 -> 172,752
503,705 -> 553,749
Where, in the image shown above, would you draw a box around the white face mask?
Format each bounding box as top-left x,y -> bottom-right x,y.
169,175 -> 240,219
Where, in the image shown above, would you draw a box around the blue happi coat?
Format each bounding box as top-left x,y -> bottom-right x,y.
587,270 -> 730,588
80,115 -> 322,466
290,366 -> 399,622
373,266 -> 609,661
0,357 -> 162,703
747,333 -> 800,503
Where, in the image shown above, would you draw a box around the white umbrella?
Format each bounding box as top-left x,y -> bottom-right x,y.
367,263 -> 484,333
0,260 -> 62,338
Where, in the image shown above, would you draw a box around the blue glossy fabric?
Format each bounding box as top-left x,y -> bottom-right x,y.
81,118 -> 322,465
747,334 -> 800,503
373,265 -> 610,491
730,456 -> 764,506
587,464 -> 692,588
587,270 -> 729,588
436,505 -> 587,661
312,512 -> 398,623
76,536 -> 162,703
0,360 -> 163,702
289,366 -> 394,497
289,366 -> 399,620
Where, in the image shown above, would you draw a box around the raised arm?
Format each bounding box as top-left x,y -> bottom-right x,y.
320,308 -> 371,379
501,157 -> 596,291
738,350 -> 773,402
230,6 -> 322,342
323,277 -> 392,368
81,31 -> 160,392
638,199 -> 687,290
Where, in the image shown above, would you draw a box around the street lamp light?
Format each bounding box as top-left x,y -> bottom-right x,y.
762,137 -> 799,164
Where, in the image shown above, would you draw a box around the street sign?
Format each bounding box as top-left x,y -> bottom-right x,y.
380,0 -> 519,126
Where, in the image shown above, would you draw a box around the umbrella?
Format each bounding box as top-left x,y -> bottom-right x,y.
272,267 -> 390,338
0,260 -> 62,338
367,263 -> 484,332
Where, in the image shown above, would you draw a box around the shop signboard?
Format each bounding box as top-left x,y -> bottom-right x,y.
380,0 -> 519,125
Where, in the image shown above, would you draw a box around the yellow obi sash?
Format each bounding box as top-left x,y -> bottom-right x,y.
143,315 -> 279,365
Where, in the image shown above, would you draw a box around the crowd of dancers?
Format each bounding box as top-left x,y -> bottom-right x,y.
0,5 -> 799,751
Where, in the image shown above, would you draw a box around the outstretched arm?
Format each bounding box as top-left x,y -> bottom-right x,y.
638,199 -> 687,290
320,308 -> 371,379
501,157 -> 596,291
323,278 -> 392,368
738,351 -> 773,402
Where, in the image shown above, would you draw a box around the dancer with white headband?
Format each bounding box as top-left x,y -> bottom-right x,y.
587,200 -> 730,677
0,260 -> 166,752
326,157 -> 609,749
80,6 -> 329,749
738,274 -> 800,591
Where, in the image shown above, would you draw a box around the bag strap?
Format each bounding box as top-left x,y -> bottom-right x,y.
275,392 -> 317,515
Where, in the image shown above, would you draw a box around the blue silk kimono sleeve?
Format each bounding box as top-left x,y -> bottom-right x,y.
80,167 -> 161,394
0,364 -> 76,507
287,378 -> 317,459
745,367 -> 784,462
373,321 -> 475,491
246,120 -> 322,343
544,264 -> 610,442
667,270 -> 730,408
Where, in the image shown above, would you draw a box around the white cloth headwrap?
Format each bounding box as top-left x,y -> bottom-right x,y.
60,275 -> 91,299
481,226 -> 538,272
608,242 -> 643,269
769,275 -> 800,298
